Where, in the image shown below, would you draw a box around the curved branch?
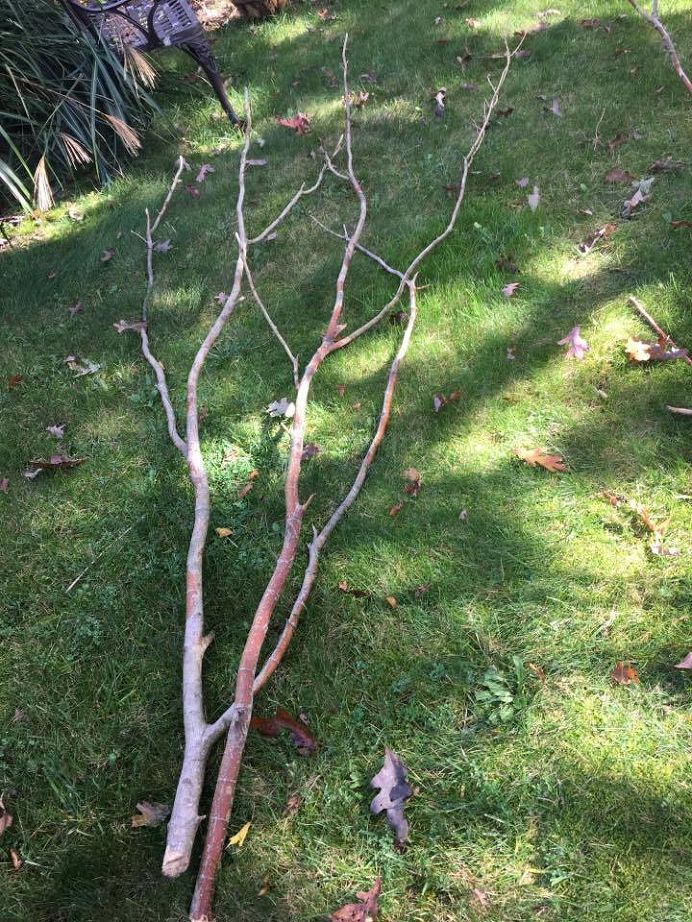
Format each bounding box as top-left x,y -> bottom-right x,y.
627,0 -> 692,94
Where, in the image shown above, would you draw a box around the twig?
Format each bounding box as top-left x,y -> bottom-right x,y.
667,406 -> 692,416
254,280 -> 418,693
592,106 -> 606,151
628,295 -> 692,367
65,524 -> 135,592
238,241 -> 300,389
248,137 -> 342,245
626,0 -> 692,95
331,41 -> 514,353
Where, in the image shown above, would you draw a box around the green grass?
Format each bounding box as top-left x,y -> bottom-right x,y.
1,1 -> 691,919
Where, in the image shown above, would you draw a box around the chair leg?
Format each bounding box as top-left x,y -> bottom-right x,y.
182,41 -> 241,127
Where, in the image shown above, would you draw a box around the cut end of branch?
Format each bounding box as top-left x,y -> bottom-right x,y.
161,846 -> 193,878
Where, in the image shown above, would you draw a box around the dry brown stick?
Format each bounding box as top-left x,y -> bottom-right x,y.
627,0 -> 692,95
187,35 -> 368,921
628,295 -> 692,367
667,406 -> 692,416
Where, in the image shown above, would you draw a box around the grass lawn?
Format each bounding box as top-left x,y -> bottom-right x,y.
1,0 -> 691,919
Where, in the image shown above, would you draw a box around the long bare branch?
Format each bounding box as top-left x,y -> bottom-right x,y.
627,0 -> 692,94
188,35 -> 367,921
161,94 -> 252,880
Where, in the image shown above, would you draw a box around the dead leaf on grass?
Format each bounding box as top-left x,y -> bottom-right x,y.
186,184 -> 200,199
215,527 -> 233,538
250,709 -> 317,754
403,467 -> 422,496
557,325 -> 589,360
611,661 -> 639,685
604,168 -> 635,183
154,239 -> 172,253
514,447 -> 567,473
100,248 -> 116,263
607,131 -> 628,153
46,424 -> 65,439
330,878 -> 381,922
283,792 -> 303,817
502,282 -> 520,298
10,848 -> 22,871
0,796 -> 13,837
527,186 -> 540,211
649,156 -> 684,174
671,219 -> 692,229
433,87 -> 446,118
131,801 -> 170,828
226,821 -> 251,848
370,749 -> 412,846
385,596 -> 397,609
69,301 -> 84,317
674,652 -> 692,670
7,374 -> 23,389
0,478 -> 8,494
578,222 -> 616,254
337,580 -> 369,598
625,337 -> 688,363
196,164 -> 215,183
389,501 -> 404,517
29,454 -> 85,471
277,113 -> 311,134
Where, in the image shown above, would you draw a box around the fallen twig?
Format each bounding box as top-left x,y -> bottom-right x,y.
667,405 -> 692,416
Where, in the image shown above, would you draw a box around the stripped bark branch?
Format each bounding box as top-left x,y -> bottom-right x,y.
626,0 -> 692,95
127,33 -> 514,922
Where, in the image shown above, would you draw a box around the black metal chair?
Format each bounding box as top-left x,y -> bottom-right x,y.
60,0 -> 241,126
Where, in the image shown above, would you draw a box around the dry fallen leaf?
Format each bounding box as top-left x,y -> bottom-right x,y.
496,254 -> 519,273
607,131 -> 628,153
186,184 -> 201,199
547,97 -> 562,117
0,478 -> 8,494
370,749 -> 412,847
465,17 -> 481,28
649,532 -> 680,558
580,17 -> 601,28
10,848 -> 22,871
113,319 -> 146,334
46,424 -> 65,439
385,596 -> 398,609
215,527 -> 233,538
282,792 -> 303,818
578,222 -> 616,254
337,580 -> 369,598
527,186 -> 540,212
514,447 -> 567,473
100,248 -> 116,263
238,469 -> 259,500
433,87 -> 447,118
515,176 -> 529,188
250,709 -> 317,754
611,661 -> 639,685
131,801 -> 170,828
403,467 -> 422,496
0,796 -> 13,837
69,300 -> 84,317
671,219 -> 692,229
649,156 -> 684,173
605,168 -> 635,183
65,355 -> 101,377
301,443 -> 321,461
154,239 -> 172,253
196,164 -> 215,183
7,374 -> 23,390
502,282 -> 520,298
389,501 -> 404,517
227,821 -> 251,848
674,652 -> 692,670
330,879 -> 381,922
257,878 -> 270,897
625,337 -> 688,363
277,113 -> 311,134
469,887 -> 491,913
557,325 -> 589,360
267,397 -> 295,418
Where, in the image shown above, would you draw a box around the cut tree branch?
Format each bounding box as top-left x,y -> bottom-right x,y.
626,0 -> 692,95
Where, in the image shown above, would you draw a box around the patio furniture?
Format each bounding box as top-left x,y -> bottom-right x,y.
60,0 -> 241,126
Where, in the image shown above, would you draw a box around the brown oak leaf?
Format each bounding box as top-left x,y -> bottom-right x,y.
330,879 -> 381,922
611,661 -> 639,685
514,448 -> 567,473
370,749 -> 412,846
131,801 -> 170,828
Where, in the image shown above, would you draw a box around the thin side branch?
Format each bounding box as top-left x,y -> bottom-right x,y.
238,242 -> 300,389
140,157 -> 188,457
627,0 -> 692,94
254,280 -> 418,692
331,41 -> 514,353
